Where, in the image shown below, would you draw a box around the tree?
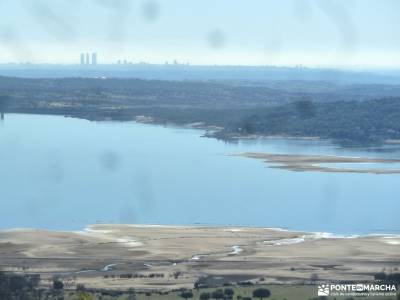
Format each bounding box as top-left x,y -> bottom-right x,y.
310,273 -> 319,284
53,279 -> 64,290
224,288 -> 234,298
180,290 -> 193,299
0,95 -> 9,111
375,272 -> 386,281
211,289 -> 224,299
252,288 -> 271,299
200,292 -> 211,300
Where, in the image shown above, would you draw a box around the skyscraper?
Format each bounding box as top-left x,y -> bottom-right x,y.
91,52 -> 97,65
80,53 -> 85,65
85,53 -> 90,65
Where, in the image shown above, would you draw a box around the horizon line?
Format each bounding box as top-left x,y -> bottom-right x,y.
0,62 -> 400,72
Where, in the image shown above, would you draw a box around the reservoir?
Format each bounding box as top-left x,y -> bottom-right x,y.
0,114 -> 399,234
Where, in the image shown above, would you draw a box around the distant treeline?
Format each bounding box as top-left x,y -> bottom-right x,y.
215,98 -> 400,144
1,76 -> 400,145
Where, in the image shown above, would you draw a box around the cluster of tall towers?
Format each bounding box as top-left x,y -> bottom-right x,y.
80,52 -> 97,65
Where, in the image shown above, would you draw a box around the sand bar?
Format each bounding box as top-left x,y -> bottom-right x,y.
234,152 -> 400,174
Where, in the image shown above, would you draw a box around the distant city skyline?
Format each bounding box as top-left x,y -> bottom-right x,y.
80,52 -> 98,65
0,0 -> 399,68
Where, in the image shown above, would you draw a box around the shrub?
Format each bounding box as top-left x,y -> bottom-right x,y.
200,292 -> 211,300
78,292 -> 93,300
224,288 -> 234,297
180,290 -> 194,299
252,288 -> 271,299
211,289 -> 225,299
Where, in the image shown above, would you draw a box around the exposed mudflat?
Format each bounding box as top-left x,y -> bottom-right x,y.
235,152 -> 400,174
1,225 -> 399,290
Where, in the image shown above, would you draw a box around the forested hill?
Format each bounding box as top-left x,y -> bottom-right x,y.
2,77 -> 400,109
216,98 -> 400,144
1,76 -> 400,145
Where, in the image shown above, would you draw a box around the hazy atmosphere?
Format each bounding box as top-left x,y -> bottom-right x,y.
0,0 -> 399,67
1,1 -> 400,299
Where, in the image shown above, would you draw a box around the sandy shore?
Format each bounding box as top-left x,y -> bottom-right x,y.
1,225 -> 399,291
234,152 -> 400,174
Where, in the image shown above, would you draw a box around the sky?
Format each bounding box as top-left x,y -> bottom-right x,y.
0,0 -> 399,68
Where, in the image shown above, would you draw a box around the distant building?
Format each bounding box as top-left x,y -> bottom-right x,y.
91,52 -> 97,65
80,53 -> 85,65
85,53 -> 90,65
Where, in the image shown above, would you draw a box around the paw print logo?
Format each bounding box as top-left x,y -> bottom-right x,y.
318,285 -> 330,296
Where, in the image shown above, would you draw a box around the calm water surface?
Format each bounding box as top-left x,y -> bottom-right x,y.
1,114 -> 399,234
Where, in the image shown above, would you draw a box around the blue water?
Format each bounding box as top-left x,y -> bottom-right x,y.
0,114 -> 399,234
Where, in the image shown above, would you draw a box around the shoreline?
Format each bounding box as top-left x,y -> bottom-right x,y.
3,223 -> 400,238
4,112 -> 400,149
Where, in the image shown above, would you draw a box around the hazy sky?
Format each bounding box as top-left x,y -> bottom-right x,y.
0,0 -> 399,67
